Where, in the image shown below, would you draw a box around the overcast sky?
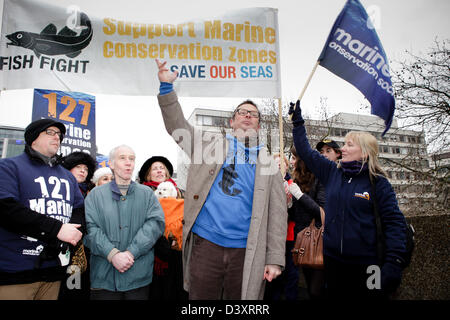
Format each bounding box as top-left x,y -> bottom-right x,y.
1,0 -> 449,179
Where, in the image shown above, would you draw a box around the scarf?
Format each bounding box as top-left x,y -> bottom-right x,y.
143,178 -> 178,189
340,160 -> 368,177
25,144 -> 62,167
79,183 -> 89,198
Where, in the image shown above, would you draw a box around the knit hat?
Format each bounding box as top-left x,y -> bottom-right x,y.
62,151 -> 97,182
92,167 -> 113,185
24,119 -> 66,146
138,156 -> 174,183
316,138 -> 341,151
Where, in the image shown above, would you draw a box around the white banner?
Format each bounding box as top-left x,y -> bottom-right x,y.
0,0 -> 281,98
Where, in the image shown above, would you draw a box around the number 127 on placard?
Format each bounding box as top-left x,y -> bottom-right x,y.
43,92 -> 91,126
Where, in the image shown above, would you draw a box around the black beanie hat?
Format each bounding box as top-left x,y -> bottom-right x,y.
25,119 -> 66,146
138,156 -> 174,183
62,151 -> 97,183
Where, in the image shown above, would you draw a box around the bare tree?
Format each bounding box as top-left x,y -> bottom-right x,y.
384,38 -> 450,214
392,38 -> 449,153
256,94 -> 449,214
258,98 -> 293,154
258,97 -> 336,155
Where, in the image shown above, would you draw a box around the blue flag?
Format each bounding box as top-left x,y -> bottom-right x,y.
319,0 -> 395,135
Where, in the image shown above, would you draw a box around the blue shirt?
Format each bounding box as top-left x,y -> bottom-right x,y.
192,134 -> 261,248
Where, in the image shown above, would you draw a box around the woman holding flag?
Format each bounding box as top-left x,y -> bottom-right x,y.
289,100 -> 408,300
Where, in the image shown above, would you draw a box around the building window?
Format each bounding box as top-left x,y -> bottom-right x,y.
389,135 -> 398,142
380,145 -> 389,153
332,128 -> 341,136
197,115 -> 212,126
197,115 -> 230,128
213,116 -> 229,128
203,116 -> 212,126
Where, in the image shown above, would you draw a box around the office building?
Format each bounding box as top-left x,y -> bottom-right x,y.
183,108 -> 432,212
0,125 -> 25,158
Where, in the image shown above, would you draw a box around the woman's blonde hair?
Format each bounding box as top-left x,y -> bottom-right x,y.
339,131 -> 386,179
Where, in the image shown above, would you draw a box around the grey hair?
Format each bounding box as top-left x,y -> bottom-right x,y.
108,144 -> 135,165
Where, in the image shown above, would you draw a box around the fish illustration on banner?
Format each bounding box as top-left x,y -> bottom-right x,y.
6,12 -> 92,58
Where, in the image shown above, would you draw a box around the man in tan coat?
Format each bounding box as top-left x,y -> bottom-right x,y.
155,59 -> 287,300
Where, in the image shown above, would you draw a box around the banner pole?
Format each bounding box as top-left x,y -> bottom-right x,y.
278,97 -> 285,177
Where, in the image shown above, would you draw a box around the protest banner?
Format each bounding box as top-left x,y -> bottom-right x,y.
32,89 -> 96,156
1,0 -> 281,99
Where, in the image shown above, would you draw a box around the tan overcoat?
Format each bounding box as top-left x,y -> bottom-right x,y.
157,91 -> 287,299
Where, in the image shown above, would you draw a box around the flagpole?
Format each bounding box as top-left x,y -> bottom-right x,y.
290,60 -> 320,119
298,60 -> 320,102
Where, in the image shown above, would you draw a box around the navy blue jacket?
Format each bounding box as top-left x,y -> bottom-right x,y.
293,125 -> 407,266
0,148 -> 84,284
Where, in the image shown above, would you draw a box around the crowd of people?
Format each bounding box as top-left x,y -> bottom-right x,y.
0,59 -> 409,301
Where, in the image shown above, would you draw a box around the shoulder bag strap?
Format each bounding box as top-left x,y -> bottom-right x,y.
370,176 -> 385,265
319,207 -> 325,227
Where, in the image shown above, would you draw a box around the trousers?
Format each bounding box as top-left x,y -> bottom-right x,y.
0,281 -> 61,300
188,234 -> 246,300
90,285 -> 150,300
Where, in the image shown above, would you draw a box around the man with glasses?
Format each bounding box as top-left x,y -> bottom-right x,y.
0,119 -> 85,300
155,59 -> 287,300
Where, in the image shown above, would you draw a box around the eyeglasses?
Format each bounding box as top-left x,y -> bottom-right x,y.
235,108 -> 259,118
45,129 -> 62,138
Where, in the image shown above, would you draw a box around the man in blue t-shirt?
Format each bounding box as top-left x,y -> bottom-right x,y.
0,119 -> 84,300
155,59 -> 287,300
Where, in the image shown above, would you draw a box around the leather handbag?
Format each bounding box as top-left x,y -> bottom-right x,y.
292,208 -> 325,269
